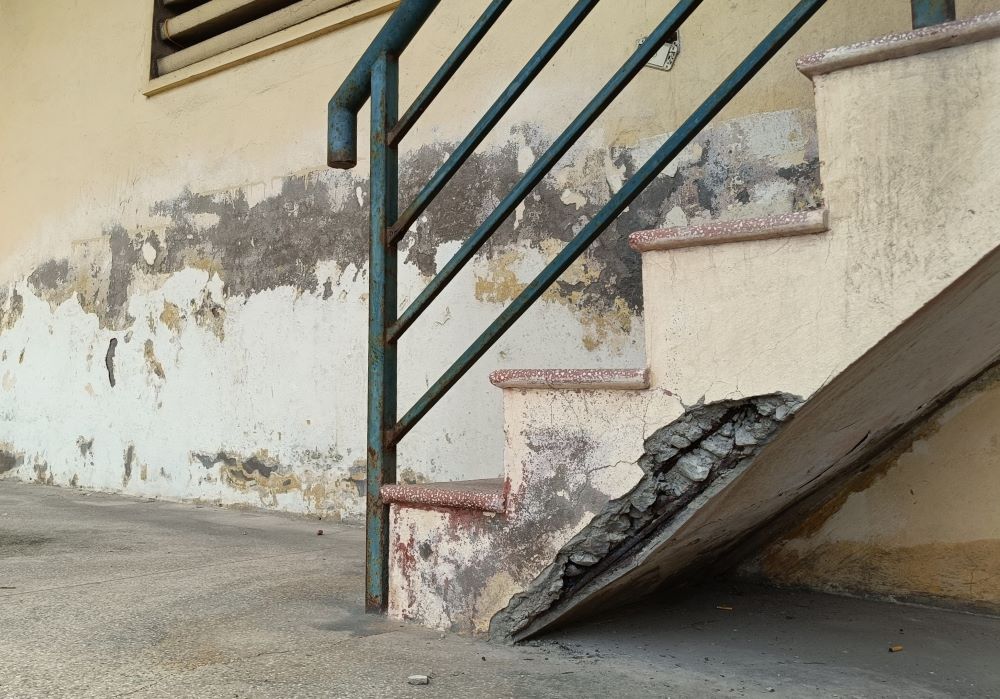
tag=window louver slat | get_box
[155,0,360,76]
[161,0,298,45]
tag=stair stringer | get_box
[489,392,802,641]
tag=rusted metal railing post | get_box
[911,0,956,28]
[366,51,399,614]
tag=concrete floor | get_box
[1,482,998,698]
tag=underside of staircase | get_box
[383,13,1000,639]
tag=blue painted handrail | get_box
[329,0,958,613]
[388,0,701,340]
[388,0,513,147]
[387,0,602,243]
[327,0,439,168]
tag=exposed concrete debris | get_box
[489,393,801,642]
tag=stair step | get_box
[628,209,828,253]
[381,478,507,513]
[489,368,649,390]
[797,11,1000,78]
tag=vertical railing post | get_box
[911,0,955,28]
[366,51,399,614]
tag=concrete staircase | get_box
[383,12,1000,637]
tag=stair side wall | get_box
[744,366,1000,613]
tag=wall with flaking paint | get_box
[746,370,1000,613]
[1,0,998,518]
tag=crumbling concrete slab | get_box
[491,393,800,641]
[502,240,1000,640]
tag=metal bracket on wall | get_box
[638,31,680,72]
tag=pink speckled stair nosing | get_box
[381,478,507,513]
[629,209,828,253]
[798,11,1000,78]
[489,368,649,390]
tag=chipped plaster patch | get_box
[517,146,535,173]
[141,242,158,266]
[660,205,689,229]
[560,190,587,210]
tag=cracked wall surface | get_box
[0,102,819,517]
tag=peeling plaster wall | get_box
[2,0,998,517]
[746,370,1000,613]
[0,109,819,517]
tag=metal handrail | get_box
[388,0,513,147]
[388,0,701,341]
[387,0,601,243]
[330,0,957,613]
[327,0,440,168]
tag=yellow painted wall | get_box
[751,370,1000,612]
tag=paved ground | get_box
[1,482,998,698]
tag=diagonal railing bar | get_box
[386,0,602,244]
[388,0,514,147]
[388,0,829,445]
[386,0,704,342]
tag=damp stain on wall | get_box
[0,445,24,475]
[11,111,818,334]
